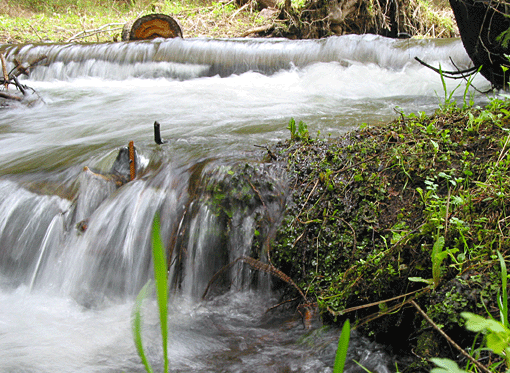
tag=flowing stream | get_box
[0,35,491,372]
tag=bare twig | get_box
[241,24,273,37]
[414,57,478,79]
[230,2,250,19]
[411,300,492,373]
[66,23,124,42]
[28,24,44,42]
[327,288,424,317]
[202,256,307,301]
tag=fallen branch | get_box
[411,300,491,373]
[0,91,22,101]
[241,24,273,37]
[0,55,47,107]
[10,55,47,78]
[327,288,425,317]
[67,23,124,42]
[414,56,478,79]
[202,256,306,301]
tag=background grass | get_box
[0,0,269,43]
[0,0,455,43]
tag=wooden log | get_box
[121,13,182,41]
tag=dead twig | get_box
[327,288,425,317]
[241,24,273,37]
[414,56,478,79]
[202,256,307,301]
[411,300,492,373]
[66,23,124,42]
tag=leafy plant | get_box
[431,251,510,372]
[287,118,310,142]
[430,357,469,373]
[436,64,480,112]
[132,213,169,373]
[461,313,510,368]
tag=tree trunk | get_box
[448,0,510,88]
[121,13,182,41]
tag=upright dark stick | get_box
[154,121,167,144]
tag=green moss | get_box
[270,99,510,344]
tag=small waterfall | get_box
[2,34,473,81]
[0,148,286,306]
[0,180,70,285]
[28,213,65,290]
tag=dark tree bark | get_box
[449,0,510,88]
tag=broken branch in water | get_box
[9,55,47,78]
[0,54,47,105]
[202,256,307,301]
[154,121,168,144]
[129,141,136,181]
[414,56,478,79]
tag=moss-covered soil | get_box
[259,98,510,371]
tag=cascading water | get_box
[0,34,492,372]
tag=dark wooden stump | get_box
[449,0,510,89]
[121,13,183,41]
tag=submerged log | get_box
[121,13,183,41]
[448,0,510,89]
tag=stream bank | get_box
[214,96,510,371]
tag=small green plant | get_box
[287,118,310,142]
[333,319,351,373]
[431,251,510,372]
[132,213,169,373]
[438,64,460,112]
[436,64,480,112]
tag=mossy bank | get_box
[268,97,510,370]
[195,96,510,372]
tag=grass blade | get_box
[333,319,351,373]
[152,213,169,373]
[132,281,154,373]
[498,251,508,328]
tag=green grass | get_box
[333,319,351,373]
[0,0,264,43]
[132,213,169,373]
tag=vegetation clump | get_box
[267,97,510,370]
